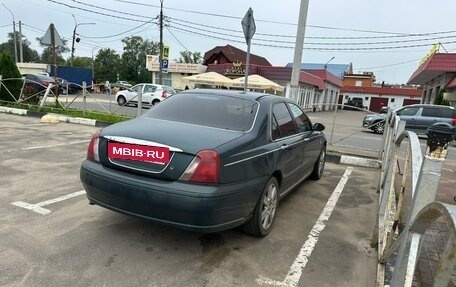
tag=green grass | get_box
[1,101,132,123]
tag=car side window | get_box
[132,85,142,93]
[287,103,312,133]
[440,108,455,118]
[421,108,440,117]
[397,107,419,116]
[272,103,296,140]
[144,85,157,93]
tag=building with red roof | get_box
[407,53,456,104]
[340,85,422,112]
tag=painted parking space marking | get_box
[256,167,354,286]
[11,190,86,215]
[6,140,89,153]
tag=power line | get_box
[166,26,187,51]
[111,0,409,35]
[45,0,147,23]
[170,21,456,47]
[78,18,157,39]
[70,0,153,20]
[169,25,456,51]
[171,17,456,40]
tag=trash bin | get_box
[427,122,456,153]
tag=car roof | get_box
[178,88,285,102]
[402,104,455,110]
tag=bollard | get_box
[426,122,455,158]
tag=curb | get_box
[0,106,112,128]
[327,151,381,169]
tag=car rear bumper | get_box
[80,160,265,233]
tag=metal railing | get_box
[0,77,142,119]
[373,110,456,286]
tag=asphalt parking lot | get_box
[0,113,379,287]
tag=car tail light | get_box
[452,118,456,125]
[42,81,49,86]
[87,130,101,161]
[161,90,167,99]
[180,150,219,184]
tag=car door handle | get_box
[280,144,289,150]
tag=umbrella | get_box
[183,72,232,87]
[229,74,284,92]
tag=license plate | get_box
[108,142,170,164]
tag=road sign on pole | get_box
[162,59,169,74]
[241,7,256,93]
[241,8,256,44]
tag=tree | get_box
[93,48,121,83]
[0,52,22,103]
[0,32,40,62]
[120,36,159,83]
[435,88,450,106]
[69,56,92,68]
[36,36,69,65]
[176,51,202,64]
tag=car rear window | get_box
[144,93,258,131]
[440,108,455,118]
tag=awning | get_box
[229,74,284,92]
[182,72,232,87]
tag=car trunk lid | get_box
[98,117,244,181]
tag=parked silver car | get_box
[362,104,456,134]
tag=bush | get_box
[0,52,23,103]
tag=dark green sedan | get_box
[80,89,326,237]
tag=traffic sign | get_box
[163,45,170,60]
[241,8,256,44]
[162,59,169,74]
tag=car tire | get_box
[117,96,127,106]
[310,145,326,180]
[373,121,385,134]
[242,177,279,237]
[152,99,160,106]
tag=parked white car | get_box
[115,83,175,106]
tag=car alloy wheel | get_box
[242,177,279,237]
[373,122,384,134]
[117,96,126,106]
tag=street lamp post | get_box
[324,56,335,70]
[71,15,95,66]
[2,4,17,63]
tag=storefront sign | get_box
[419,43,440,66]
[225,61,245,76]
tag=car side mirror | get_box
[313,123,325,131]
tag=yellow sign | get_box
[419,43,440,66]
[162,45,170,60]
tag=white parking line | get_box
[6,140,89,153]
[256,167,354,286]
[11,190,86,215]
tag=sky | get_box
[1,0,456,85]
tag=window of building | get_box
[355,80,362,87]
[162,73,172,87]
[390,98,395,103]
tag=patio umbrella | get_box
[229,74,284,92]
[183,72,232,87]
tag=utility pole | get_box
[19,21,23,62]
[2,4,17,63]
[158,0,164,85]
[289,0,310,102]
[71,15,95,66]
